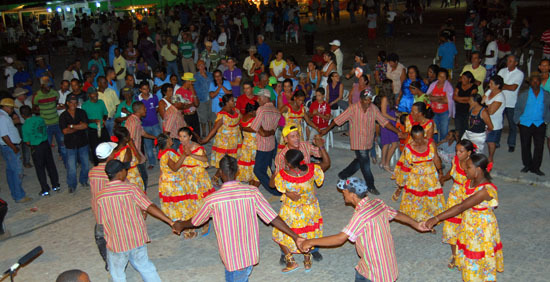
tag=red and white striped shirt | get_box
[334,103,389,150]
[274,142,321,171]
[191,181,278,271]
[250,102,281,152]
[97,180,153,253]
[541,29,550,55]
[89,162,108,223]
[125,114,146,162]
[343,198,399,282]
[161,99,186,139]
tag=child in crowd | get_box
[299,177,428,281]
[437,130,458,166]
[307,88,331,141]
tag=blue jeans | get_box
[254,148,281,196]
[433,111,449,143]
[0,146,26,201]
[47,124,67,167]
[105,118,115,137]
[504,107,517,147]
[143,124,162,167]
[107,245,161,282]
[355,270,373,282]
[165,60,180,83]
[338,150,376,190]
[66,145,90,190]
[225,266,253,282]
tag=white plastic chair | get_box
[332,89,349,132]
[526,49,535,77]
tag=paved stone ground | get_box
[2,2,550,281]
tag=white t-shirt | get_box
[483,90,506,130]
[4,66,17,88]
[218,33,227,50]
[387,11,397,23]
[58,90,71,115]
[497,67,524,108]
[484,41,499,66]
[367,13,377,29]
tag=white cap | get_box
[4,57,13,64]
[329,40,341,47]
[96,142,117,159]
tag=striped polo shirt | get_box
[33,89,59,126]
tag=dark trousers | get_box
[0,198,7,234]
[338,149,376,189]
[184,113,201,142]
[254,148,281,196]
[31,141,60,193]
[137,162,149,191]
[504,107,517,147]
[88,127,109,166]
[304,33,315,55]
[519,123,546,171]
[94,224,108,270]
[455,112,468,140]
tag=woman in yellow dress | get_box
[270,148,330,273]
[111,127,144,191]
[424,153,503,282]
[201,94,241,168]
[278,90,316,151]
[393,101,438,200]
[156,133,186,221]
[438,139,474,269]
[178,127,214,238]
[237,101,260,186]
[395,125,445,221]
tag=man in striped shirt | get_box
[89,142,116,272]
[251,89,281,195]
[322,89,404,195]
[97,160,176,281]
[299,178,427,282]
[274,125,328,172]
[173,155,302,282]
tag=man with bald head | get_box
[56,269,90,282]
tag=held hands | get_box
[313,134,325,147]
[172,220,186,235]
[296,238,312,253]
[420,217,440,231]
[319,128,328,136]
[397,131,407,139]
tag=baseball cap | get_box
[0,98,15,107]
[96,142,117,159]
[66,94,79,103]
[359,89,376,100]
[337,177,369,195]
[104,160,131,178]
[254,88,271,98]
[268,76,277,86]
[4,57,13,64]
[329,40,341,47]
[86,86,98,95]
[282,125,298,137]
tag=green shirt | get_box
[414,94,431,104]
[114,100,135,126]
[22,115,48,146]
[242,17,249,29]
[82,100,108,129]
[303,23,317,34]
[179,41,194,59]
[253,85,277,102]
[33,89,59,126]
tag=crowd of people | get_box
[1,0,549,281]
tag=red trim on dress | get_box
[237,160,255,166]
[288,104,304,115]
[218,110,239,119]
[403,185,443,197]
[113,145,129,158]
[445,217,462,224]
[202,187,216,198]
[159,192,199,202]
[465,181,498,195]
[453,155,466,176]
[291,218,323,234]
[158,148,178,160]
[406,139,433,157]
[457,240,503,260]
[212,146,239,154]
[279,163,315,183]
[240,117,254,127]
[408,115,419,126]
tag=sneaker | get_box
[39,191,50,197]
[368,187,381,195]
[312,251,323,262]
[52,186,61,192]
[15,196,32,203]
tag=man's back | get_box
[33,89,59,126]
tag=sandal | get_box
[201,222,211,237]
[183,229,198,240]
[391,187,402,202]
[282,253,300,273]
[303,253,312,273]
[384,165,393,173]
[447,255,457,269]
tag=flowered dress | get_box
[178,145,216,220]
[237,118,259,183]
[211,110,242,168]
[442,155,468,244]
[278,104,305,150]
[114,145,144,191]
[158,149,186,220]
[396,139,445,221]
[273,164,324,253]
[456,180,503,282]
[394,116,438,184]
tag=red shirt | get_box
[83,81,93,92]
[175,87,196,114]
[309,100,330,129]
[430,85,449,113]
[236,94,258,115]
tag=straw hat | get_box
[182,72,196,82]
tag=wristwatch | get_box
[70,124,74,129]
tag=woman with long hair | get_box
[201,94,242,168]
[250,53,265,86]
[279,90,316,150]
[379,79,400,172]
[307,61,321,93]
[270,149,329,273]
[111,127,144,190]
[453,71,478,139]
[349,74,370,105]
[326,71,346,110]
[424,64,439,86]
[159,83,186,149]
[438,139,475,269]
[483,75,505,163]
[398,65,428,113]
[462,94,493,152]
[238,102,261,186]
[320,51,336,88]
[427,69,455,143]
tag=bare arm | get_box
[380,97,397,121]
[482,108,494,131]
[425,188,492,229]
[201,118,223,144]
[158,99,167,120]
[146,203,175,227]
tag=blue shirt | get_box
[519,87,545,127]
[108,44,117,67]
[208,80,232,113]
[194,71,213,102]
[13,71,32,95]
[35,65,54,87]
[438,41,458,70]
[258,42,272,66]
[108,80,119,97]
[154,76,170,100]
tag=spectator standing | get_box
[21,105,60,196]
[63,63,75,82]
[195,60,214,136]
[303,17,317,55]
[13,61,33,96]
[209,70,232,114]
[114,87,135,127]
[497,55,524,152]
[113,48,127,92]
[88,51,107,84]
[136,83,161,169]
[427,69,455,142]
[200,41,220,72]
[12,88,32,168]
[57,80,71,116]
[153,67,171,100]
[72,60,85,82]
[514,72,550,176]
[33,76,67,166]
[453,71,478,139]
[59,95,90,193]
[34,57,55,88]
[176,73,200,137]
[218,26,228,56]
[179,32,196,73]
[82,88,109,166]
[541,27,550,59]
[167,17,181,41]
[4,57,17,91]
[483,31,499,82]
[483,75,506,163]
[97,77,120,137]
[160,37,179,79]
[461,51,486,95]
[0,98,31,203]
[438,34,458,78]
[367,8,377,41]
[242,46,257,79]
[257,35,272,67]
[106,68,119,98]
[329,40,343,76]
[223,57,243,98]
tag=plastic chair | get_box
[527,49,535,77]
